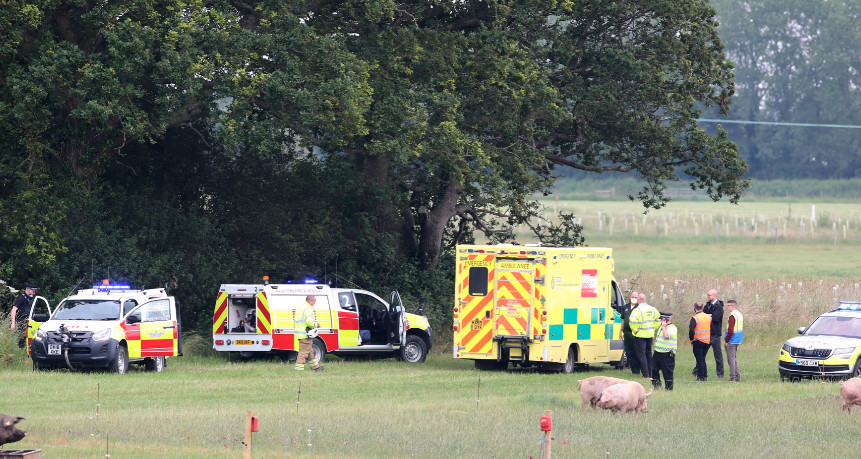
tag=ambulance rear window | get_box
[469,267,488,296]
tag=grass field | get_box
[2,199,860,458]
[0,345,857,458]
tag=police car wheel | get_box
[108,344,129,374]
[399,335,427,363]
[851,360,861,378]
[145,356,165,372]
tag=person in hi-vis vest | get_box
[724,300,744,382]
[651,312,677,390]
[689,302,711,382]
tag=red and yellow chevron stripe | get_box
[213,292,228,334]
[256,291,271,334]
[493,268,532,336]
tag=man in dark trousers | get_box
[619,291,641,375]
[703,288,724,378]
[652,312,677,390]
[10,284,36,349]
[690,301,711,382]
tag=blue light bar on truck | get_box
[93,284,131,292]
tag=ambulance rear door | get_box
[454,253,495,359]
[493,258,535,339]
[27,296,52,356]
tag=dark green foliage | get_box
[1,1,747,330]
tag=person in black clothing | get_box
[10,284,36,349]
[690,301,710,382]
[690,288,725,378]
[703,288,724,378]
[619,291,641,375]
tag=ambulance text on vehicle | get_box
[212,280,433,363]
[29,281,182,373]
[453,244,626,372]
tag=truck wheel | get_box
[144,356,165,372]
[398,335,427,363]
[108,344,129,374]
[562,347,576,374]
[312,338,326,364]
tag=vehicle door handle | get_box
[163,325,176,329]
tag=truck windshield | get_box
[804,316,861,338]
[53,300,122,321]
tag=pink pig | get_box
[577,376,630,411]
[595,381,652,417]
[840,377,861,413]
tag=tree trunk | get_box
[416,180,460,270]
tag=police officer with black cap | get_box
[10,283,37,348]
[651,311,677,390]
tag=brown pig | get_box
[840,377,861,413]
[595,381,653,417]
[577,376,629,410]
[0,415,26,448]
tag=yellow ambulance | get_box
[453,244,626,372]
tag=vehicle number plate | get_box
[234,340,253,345]
[797,359,819,366]
[48,344,61,355]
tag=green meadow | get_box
[1,199,860,457]
[0,346,857,458]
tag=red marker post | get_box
[540,410,552,459]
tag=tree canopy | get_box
[0,1,747,327]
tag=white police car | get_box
[778,301,861,380]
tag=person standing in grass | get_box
[619,291,641,375]
[294,295,324,372]
[703,288,725,378]
[724,300,744,382]
[629,292,659,380]
[651,312,677,390]
[690,302,711,382]
[10,284,37,349]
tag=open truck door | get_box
[125,297,180,359]
[27,296,52,356]
[389,291,406,346]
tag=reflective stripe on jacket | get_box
[725,309,744,344]
[654,324,678,353]
[630,304,659,338]
[693,312,711,343]
[295,301,316,339]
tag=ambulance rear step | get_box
[494,336,532,363]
